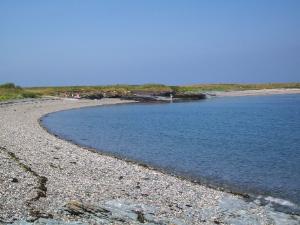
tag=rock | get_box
[81,92,103,100]
[131,90,174,97]
[64,200,110,216]
[198,195,300,225]
[120,95,161,103]
[11,178,18,183]
[57,199,186,225]
[12,218,87,225]
[121,92,207,103]
[173,93,206,100]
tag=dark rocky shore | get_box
[0,98,299,225]
[74,89,207,103]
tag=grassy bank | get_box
[172,83,300,93]
[1,82,300,101]
[25,84,173,97]
[0,83,39,101]
[25,82,300,95]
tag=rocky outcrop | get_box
[62,199,185,224]
[10,196,300,225]
[121,92,206,102]
[79,90,207,102]
[120,95,162,103]
[131,90,174,97]
[12,200,185,225]
[80,92,104,100]
[173,93,206,100]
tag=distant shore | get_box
[0,98,300,224]
[212,88,300,97]
[1,82,300,103]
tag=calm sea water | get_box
[42,94,300,207]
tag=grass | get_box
[0,83,39,101]
[1,82,299,101]
[26,84,172,94]
[172,83,300,93]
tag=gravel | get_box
[0,98,299,225]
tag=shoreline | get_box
[211,88,300,97]
[0,98,299,224]
[39,96,300,214]
[39,108,297,209]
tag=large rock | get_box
[59,199,185,225]
[173,93,206,100]
[81,92,103,100]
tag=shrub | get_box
[0,83,17,89]
[21,92,38,98]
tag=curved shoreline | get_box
[39,99,300,213]
[40,109,249,197]
[39,106,270,199]
[0,98,299,224]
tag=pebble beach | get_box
[0,98,299,225]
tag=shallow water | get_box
[42,94,300,207]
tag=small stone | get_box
[11,178,18,183]
[136,211,145,223]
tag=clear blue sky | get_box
[0,0,299,86]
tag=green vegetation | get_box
[0,82,299,101]
[0,83,21,89]
[172,83,300,93]
[25,83,173,96]
[0,83,39,101]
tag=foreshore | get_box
[0,97,299,225]
[212,88,300,97]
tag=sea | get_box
[42,94,300,212]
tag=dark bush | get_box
[0,83,17,89]
[21,92,38,98]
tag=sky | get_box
[0,0,299,87]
